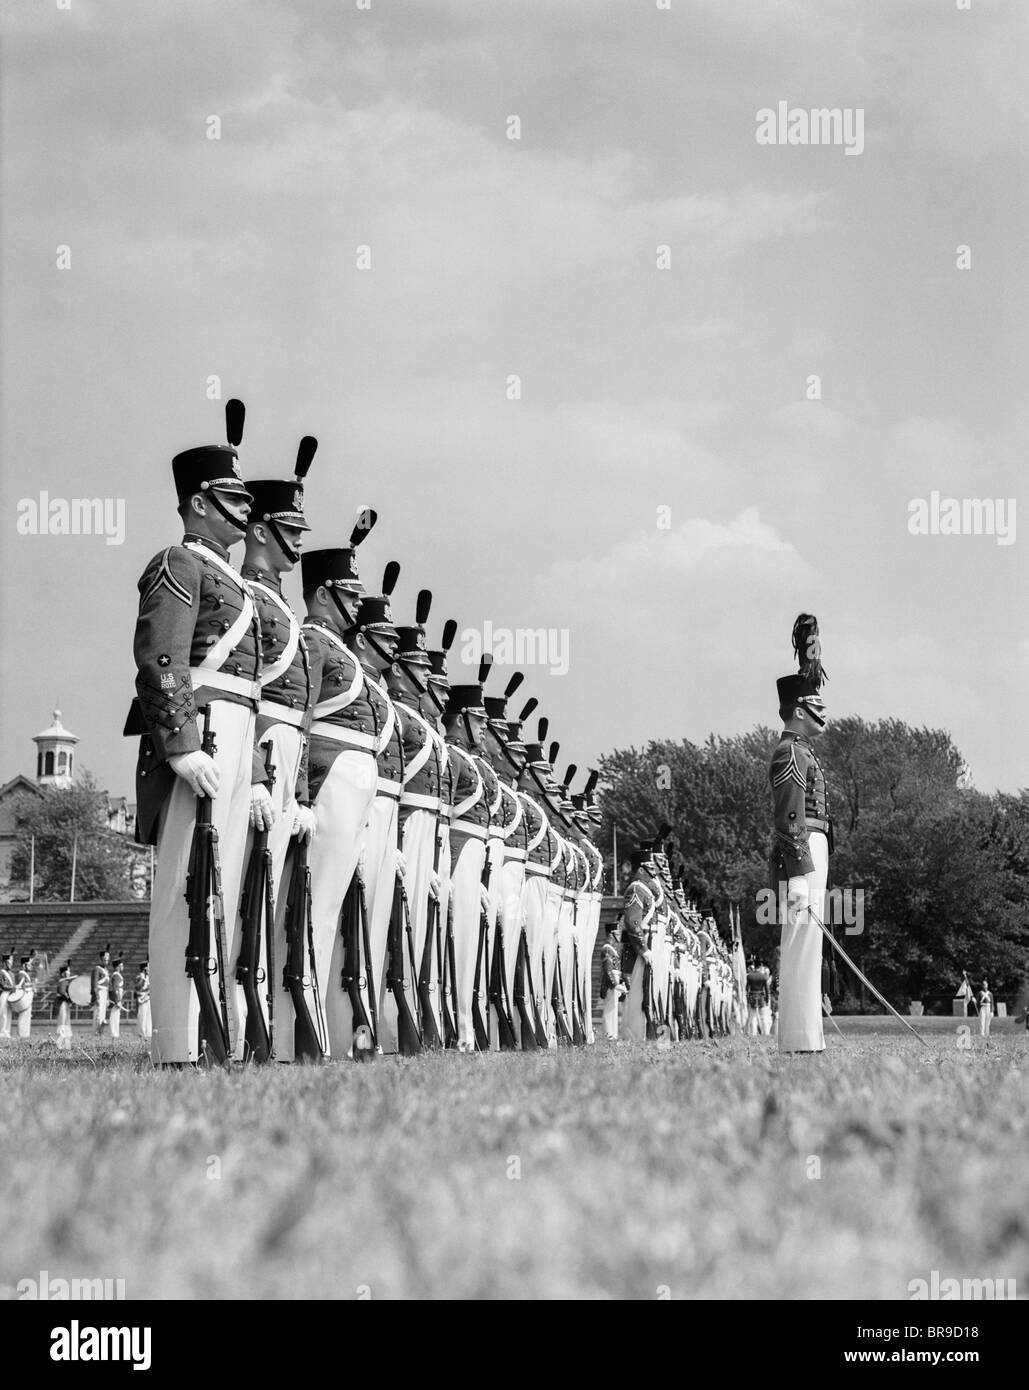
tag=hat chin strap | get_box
[267,518,301,565]
[427,682,448,714]
[329,589,359,633]
[364,631,395,668]
[397,657,429,695]
[205,490,249,533]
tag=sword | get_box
[805,903,927,1044]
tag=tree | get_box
[8,771,133,902]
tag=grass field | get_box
[1,1027,1027,1300]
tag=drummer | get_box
[0,950,14,1040]
[55,963,73,1051]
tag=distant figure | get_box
[954,970,974,1017]
[135,961,151,1043]
[15,957,34,1039]
[55,963,73,1051]
[746,956,771,1036]
[599,924,626,1040]
[978,979,994,1038]
[108,958,125,1040]
[0,950,15,1040]
[91,945,111,1036]
[27,946,46,988]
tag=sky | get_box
[2,0,1027,800]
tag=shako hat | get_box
[395,589,433,666]
[301,510,378,593]
[353,562,401,638]
[172,398,253,502]
[484,671,524,724]
[247,435,317,531]
[777,613,828,716]
[505,696,537,752]
[427,619,458,685]
[446,655,491,718]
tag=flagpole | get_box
[29,835,35,904]
[70,831,78,904]
[612,824,619,896]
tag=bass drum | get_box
[69,974,93,1007]
[7,988,30,1014]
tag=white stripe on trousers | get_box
[150,700,254,1064]
[778,829,828,1053]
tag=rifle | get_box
[183,705,231,1066]
[340,869,377,1050]
[512,926,539,1052]
[488,915,518,1050]
[442,895,458,1045]
[282,837,325,1063]
[471,851,492,1052]
[534,947,550,1049]
[551,944,573,1044]
[387,867,423,1056]
[236,741,276,1064]
[570,938,587,1046]
[417,820,444,1049]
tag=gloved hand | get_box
[168,750,220,798]
[250,784,276,831]
[479,885,490,913]
[641,949,653,965]
[786,879,810,924]
[428,871,441,901]
[395,849,408,877]
[291,805,317,842]
[617,983,628,999]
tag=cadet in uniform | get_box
[978,979,994,1038]
[770,613,832,1054]
[128,402,267,1064]
[443,662,492,1050]
[599,924,625,1039]
[91,946,111,1037]
[240,444,318,1060]
[0,950,14,1039]
[55,963,73,1050]
[13,957,33,1040]
[301,525,379,1058]
[619,847,659,1040]
[388,594,447,1046]
[516,727,564,1045]
[135,961,152,1043]
[108,957,125,1039]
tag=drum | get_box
[7,988,30,1014]
[69,974,92,1007]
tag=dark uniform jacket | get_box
[129,535,263,844]
[301,622,371,802]
[393,692,446,822]
[619,875,656,975]
[600,938,621,998]
[769,731,833,885]
[243,565,316,804]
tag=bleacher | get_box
[0,902,149,1018]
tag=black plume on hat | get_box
[537,717,549,743]
[416,590,432,624]
[225,399,245,447]
[350,510,377,546]
[441,620,457,651]
[518,698,537,722]
[478,654,492,684]
[505,672,524,699]
[548,740,560,766]
[382,561,400,596]
[561,763,577,789]
[792,613,827,687]
[294,436,318,480]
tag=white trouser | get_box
[759,1003,772,1035]
[484,835,508,1048]
[239,723,304,1061]
[150,700,255,1064]
[499,855,526,1043]
[541,882,564,1044]
[137,1000,152,1040]
[556,899,577,1036]
[581,893,602,1042]
[398,809,440,1042]
[93,986,109,1035]
[779,830,828,1053]
[520,873,549,1040]
[56,1000,72,1049]
[17,993,34,1039]
[309,748,377,1060]
[602,988,620,1039]
[364,794,400,1054]
[980,1009,992,1037]
[108,1004,121,1039]
[621,955,648,1041]
[0,993,10,1038]
[450,832,486,1049]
